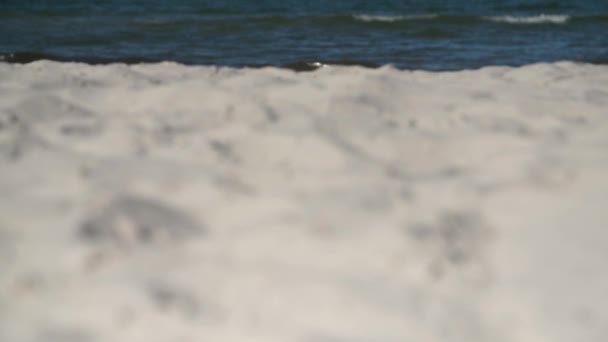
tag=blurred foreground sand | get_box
[0,61,607,341]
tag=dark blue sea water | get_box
[1,1,608,70]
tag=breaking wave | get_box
[484,14,570,24]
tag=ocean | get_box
[1,0,607,70]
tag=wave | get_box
[352,14,438,22]
[0,52,382,71]
[351,13,608,26]
[0,52,160,65]
[3,51,608,72]
[345,13,604,26]
[121,13,608,30]
[484,14,570,24]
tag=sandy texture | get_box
[0,61,607,342]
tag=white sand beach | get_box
[0,61,607,341]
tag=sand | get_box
[0,61,607,342]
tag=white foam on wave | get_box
[353,14,437,22]
[485,14,570,24]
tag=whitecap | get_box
[353,14,437,23]
[485,14,570,24]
